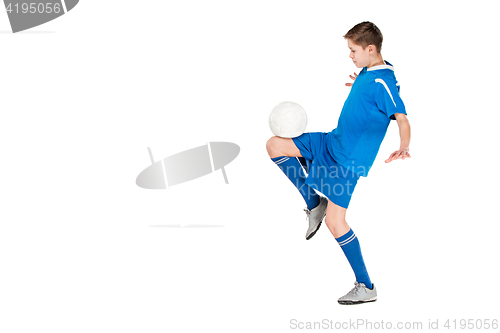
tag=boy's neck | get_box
[367,56,385,69]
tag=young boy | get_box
[266,22,411,305]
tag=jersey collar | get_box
[366,60,394,71]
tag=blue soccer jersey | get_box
[326,61,407,177]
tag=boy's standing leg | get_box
[324,200,377,304]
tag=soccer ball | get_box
[269,101,308,138]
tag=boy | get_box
[266,22,411,305]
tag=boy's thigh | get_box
[267,136,303,158]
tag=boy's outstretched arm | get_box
[385,113,411,163]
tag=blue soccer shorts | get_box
[292,132,360,209]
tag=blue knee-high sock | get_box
[271,156,319,210]
[335,228,373,289]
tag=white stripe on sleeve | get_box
[375,78,396,107]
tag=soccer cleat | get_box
[304,196,328,240]
[337,281,377,305]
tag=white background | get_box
[1,1,499,332]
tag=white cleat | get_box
[338,282,377,305]
[304,196,328,240]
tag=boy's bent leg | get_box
[266,135,321,216]
[325,200,373,292]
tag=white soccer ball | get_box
[269,101,308,138]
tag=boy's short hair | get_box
[344,22,383,54]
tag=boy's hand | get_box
[345,72,358,86]
[385,148,411,163]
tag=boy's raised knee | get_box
[266,136,279,157]
[267,136,300,158]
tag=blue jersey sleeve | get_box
[374,78,406,120]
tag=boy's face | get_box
[347,39,373,68]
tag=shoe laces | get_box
[303,208,311,221]
[344,282,364,297]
